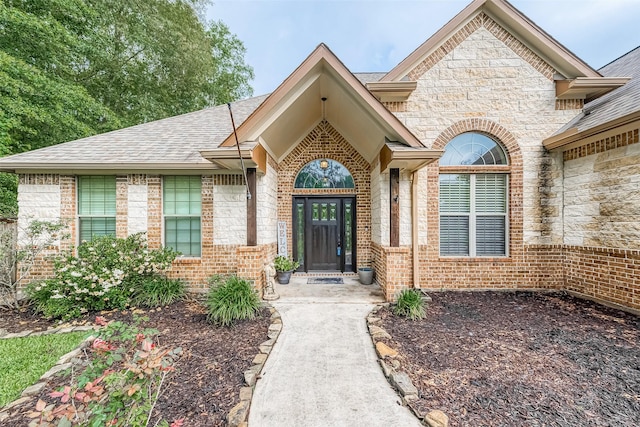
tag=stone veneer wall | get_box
[276,120,372,268]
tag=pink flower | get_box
[95,316,109,326]
[170,419,185,427]
[92,338,115,352]
[135,333,145,343]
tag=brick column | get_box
[146,175,162,249]
[378,246,412,301]
[236,245,266,296]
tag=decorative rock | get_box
[4,396,31,410]
[270,311,281,320]
[0,411,8,422]
[40,362,72,380]
[375,342,398,358]
[268,323,282,332]
[391,359,401,370]
[424,410,449,427]
[260,338,275,347]
[379,360,393,378]
[3,331,31,339]
[252,353,268,366]
[227,400,250,427]
[367,316,382,325]
[368,325,391,340]
[56,327,75,334]
[243,365,261,386]
[21,382,46,397]
[270,317,282,324]
[390,372,418,397]
[0,328,7,337]
[239,386,252,401]
[259,343,272,354]
[57,348,83,365]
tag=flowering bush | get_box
[28,233,178,319]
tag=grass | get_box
[0,332,86,407]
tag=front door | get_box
[293,197,355,272]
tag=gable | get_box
[383,0,600,83]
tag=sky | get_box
[207,0,640,96]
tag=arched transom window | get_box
[439,133,509,257]
[294,159,355,189]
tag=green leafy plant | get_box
[28,317,183,426]
[206,275,261,326]
[273,255,300,272]
[27,233,178,320]
[131,275,186,308]
[393,289,427,320]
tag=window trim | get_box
[438,132,510,258]
[439,173,510,258]
[77,175,117,244]
[162,176,203,258]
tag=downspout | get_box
[412,171,419,289]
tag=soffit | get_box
[219,44,424,165]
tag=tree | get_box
[0,0,254,216]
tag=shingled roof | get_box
[0,95,268,172]
[556,46,640,134]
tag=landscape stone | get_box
[239,387,252,401]
[3,330,31,339]
[425,410,449,427]
[227,400,250,427]
[391,372,418,397]
[57,348,82,364]
[0,411,8,423]
[243,365,260,386]
[367,316,382,325]
[21,382,46,396]
[40,362,72,380]
[379,360,393,378]
[252,353,267,365]
[368,325,391,340]
[271,317,282,324]
[376,342,398,358]
[259,343,272,354]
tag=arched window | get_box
[439,133,509,257]
[294,159,354,189]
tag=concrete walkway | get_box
[248,278,422,426]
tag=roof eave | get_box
[555,77,631,101]
[0,162,220,174]
[543,110,640,150]
[379,143,443,173]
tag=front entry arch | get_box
[292,196,356,273]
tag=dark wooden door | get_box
[309,199,340,270]
[293,197,356,272]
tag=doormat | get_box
[307,277,344,284]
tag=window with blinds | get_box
[78,176,116,242]
[163,176,202,257]
[439,132,509,257]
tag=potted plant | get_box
[274,255,300,284]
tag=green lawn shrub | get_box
[205,275,261,326]
[393,289,427,320]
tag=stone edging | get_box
[0,326,98,423]
[367,304,450,427]
[226,303,282,427]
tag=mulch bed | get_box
[0,300,271,426]
[380,291,640,427]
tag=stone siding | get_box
[213,176,247,246]
[257,155,278,245]
[563,134,640,249]
[127,184,148,235]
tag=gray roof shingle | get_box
[0,95,268,170]
[557,46,640,134]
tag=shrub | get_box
[393,289,427,320]
[131,275,185,308]
[30,317,183,426]
[28,233,178,320]
[206,275,261,326]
